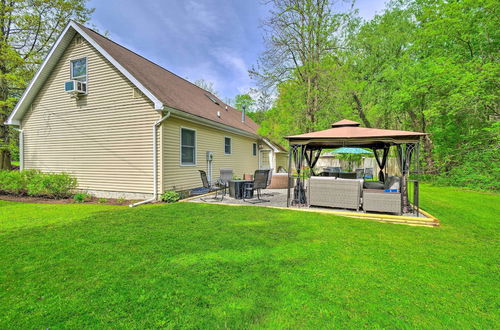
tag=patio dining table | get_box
[228,180,254,199]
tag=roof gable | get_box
[7,21,259,136]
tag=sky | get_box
[88,0,387,101]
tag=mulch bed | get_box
[0,194,140,206]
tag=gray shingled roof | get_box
[76,22,259,135]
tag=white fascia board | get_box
[262,138,279,152]
[165,107,259,139]
[5,21,163,126]
[70,22,163,109]
[5,23,74,125]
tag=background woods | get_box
[252,0,499,190]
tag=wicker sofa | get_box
[309,177,362,210]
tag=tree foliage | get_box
[255,0,499,190]
[0,0,94,169]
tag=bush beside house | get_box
[0,170,77,198]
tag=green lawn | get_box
[0,185,498,328]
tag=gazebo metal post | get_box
[399,142,417,214]
[286,144,295,207]
[292,145,307,206]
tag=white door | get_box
[259,150,271,169]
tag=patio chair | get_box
[364,168,373,179]
[262,168,274,196]
[218,168,233,195]
[198,170,224,201]
[243,169,270,203]
[355,168,364,179]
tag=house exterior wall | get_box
[275,153,289,171]
[162,116,259,191]
[21,35,160,198]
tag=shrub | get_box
[26,172,77,198]
[73,193,91,203]
[0,169,41,195]
[161,190,180,203]
[117,197,126,204]
[97,197,108,203]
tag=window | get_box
[181,128,196,165]
[70,58,87,81]
[253,143,257,156]
[224,137,232,155]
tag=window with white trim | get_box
[253,143,257,156]
[181,128,196,165]
[224,137,232,155]
[70,58,87,81]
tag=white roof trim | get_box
[262,138,279,152]
[5,21,163,125]
[71,22,163,109]
[166,107,259,139]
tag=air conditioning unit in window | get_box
[64,80,87,98]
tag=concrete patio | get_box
[184,188,439,227]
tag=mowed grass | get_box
[0,185,498,328]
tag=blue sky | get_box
[88,0,387,101]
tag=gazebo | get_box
[285,119,427,214]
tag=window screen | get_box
[71,58,87,81]
[181,128,196,165]
[224,137,231,155]
[253,143,257,156]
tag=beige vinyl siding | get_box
[162,117,259,191]
[260,150,271,169]
[22,35,160,194]
[276,153,289,171]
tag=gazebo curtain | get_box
[304,147,322,176]
[291,145,307,204]
[372,145,390,182]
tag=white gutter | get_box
[165,107,259,139]
[129,111,171,207]
[12,128,23,170]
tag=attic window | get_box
[205,93,219,105]
[70,58,87,81]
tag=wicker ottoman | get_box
[363,189,401,215]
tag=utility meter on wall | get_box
[206,151,213,161]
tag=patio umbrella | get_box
[329,147,371,173]
[330,147,372,154]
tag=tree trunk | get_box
[352,93,371,127]
[0,77,12,170]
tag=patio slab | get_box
[184,189,439,227]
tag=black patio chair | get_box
[199,170,224,201]
[262,168,275,197]
[217,168,233,195]
[243,169,270,203]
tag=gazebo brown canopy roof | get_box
[286,120,427,148]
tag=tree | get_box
[233,93,255,112]
[251,0,354,133]
[0,0,93,169]
[193,79,219,96]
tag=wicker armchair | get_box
[363,189,401,215]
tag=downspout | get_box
[12,128,23,170]
[129,111,171,207]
